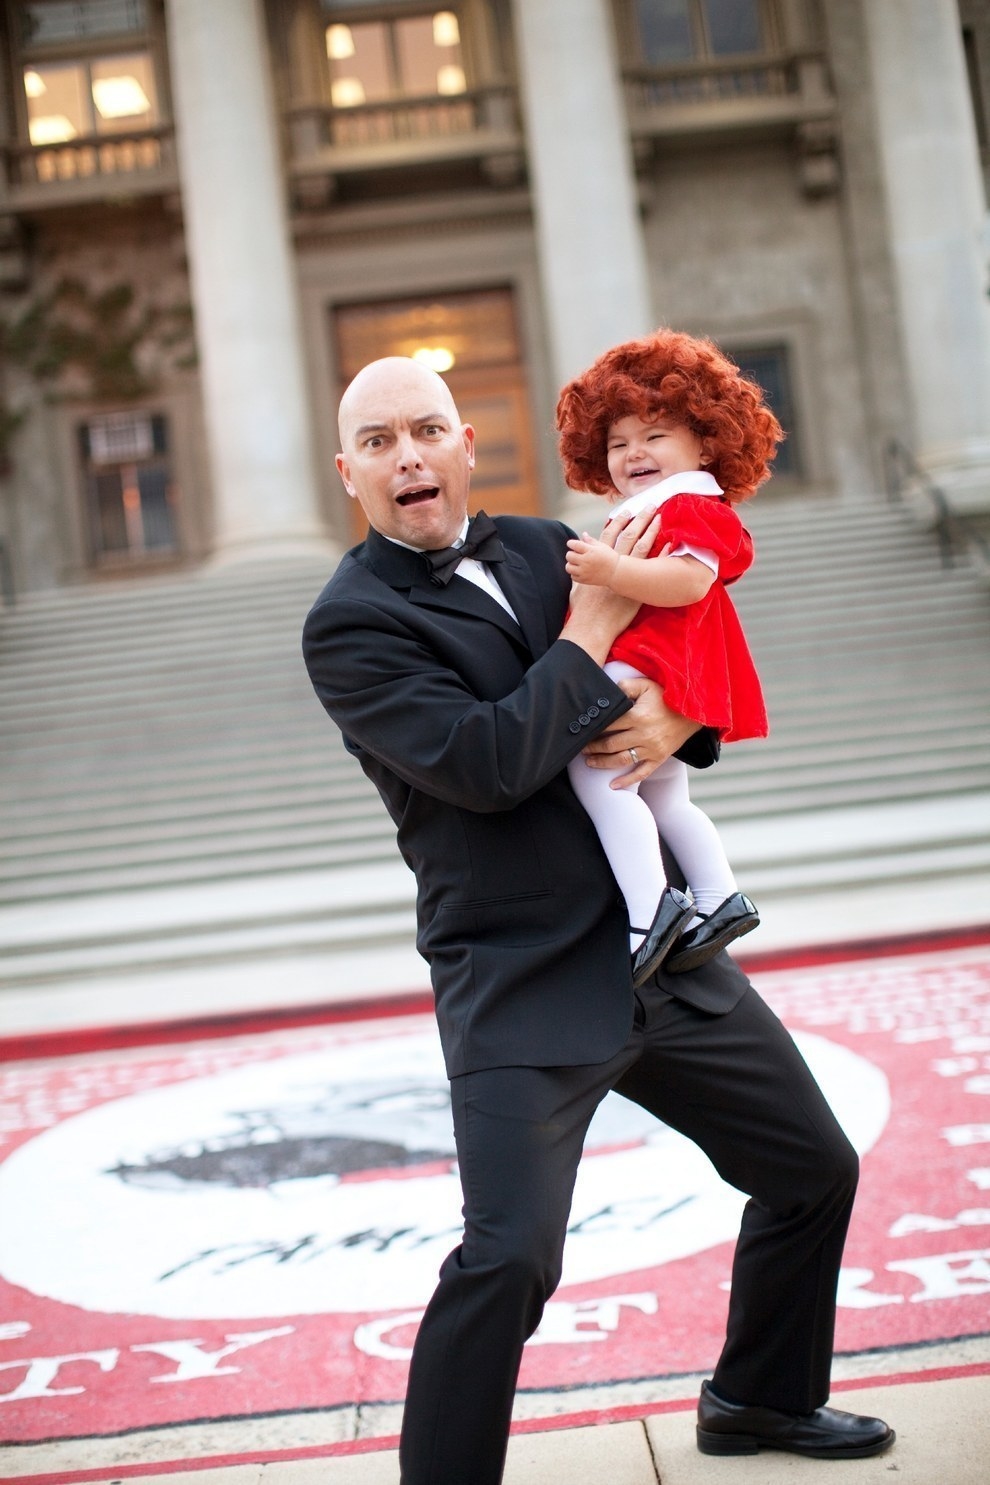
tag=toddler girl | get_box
[556,329,782,985]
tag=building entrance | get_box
[334,287,541,539]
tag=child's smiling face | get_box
[605,414,706,502]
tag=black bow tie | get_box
[424,511,505,586]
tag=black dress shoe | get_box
[664,891,759,973]
[696,1380,895,1459]
[630,887,694,988]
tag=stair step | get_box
[1,495,988,984]
[0,906,418,986]
[0,837,402,907]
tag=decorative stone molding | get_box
[796,118,841,197]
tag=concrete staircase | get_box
[1,492,989,1025]
[697,492,990,908]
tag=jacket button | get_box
[597,697,611,707]
[578,713,590,725]
[587,704,599,718]
[568,721,582,734]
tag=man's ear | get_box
[336,452,357,497]
[462,423,476,470]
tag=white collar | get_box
[609,469,723,520]
[384,516,470,555]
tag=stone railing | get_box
[286,83,520,166]
[0,125,178,206]
[623,50,833,127]
[884,437,990,583]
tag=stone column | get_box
[165,0,328,555]
[863,0,990,508]
[510,0,653,389]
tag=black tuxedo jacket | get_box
[303,516,747,1077]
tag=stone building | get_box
[0,0,987,594]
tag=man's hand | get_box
[581,676,701,787]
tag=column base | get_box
[918,441,990,517]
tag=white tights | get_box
[567,663,737,947]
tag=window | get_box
[79,412,178,563]
[24,52,157,146]
[321,6,466,107]
[17,0,161,180]
[632,0,766,65]
[19,0,148,44]
[729,344,800,480]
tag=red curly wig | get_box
[556,329,784,504]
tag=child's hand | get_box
[565,533,621,586]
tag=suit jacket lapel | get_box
[492,544,552,658]
[361,526,531,649]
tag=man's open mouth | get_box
[396,486,439,506]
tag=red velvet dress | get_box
[606,476,767,743]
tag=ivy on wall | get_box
[0,277,197,474]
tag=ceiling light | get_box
[433,12,460,47]
[436,65,466,95]
[413,346,455,372]
[29,115,77,145]
[24,70,47,98]
[331,77,365,108]
[92,75,150,119]
[326,24,355,60]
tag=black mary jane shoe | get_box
[696,1380,895,1459]
[664,892,759,974]
[631,887,694,988]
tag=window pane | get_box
[137,465,175,549]
[25,62,90,142]
[395,13,464,97]
[321,0,390,11]
[90,469,128,553]
[731,345,798,477]
[90,52,156,132]
[22,1,147,45]
[634,0,695,65]
[329,21,392,104]
[88,410,154,462]
[703,0,763,57]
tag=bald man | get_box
[303,358,892,1482]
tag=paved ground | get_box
[1,871,989,1483]
[5,1372,990,1483]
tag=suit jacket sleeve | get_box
[303,589,634,815]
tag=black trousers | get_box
[398,978,859,1485]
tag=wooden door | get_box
[334,288,542,542]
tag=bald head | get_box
[335,356,476,550]
[338,357,461,446]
